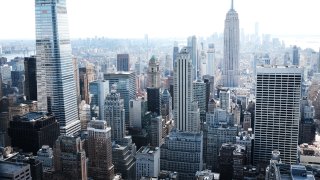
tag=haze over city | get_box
[1,0,320,179]
[1,0,320,39]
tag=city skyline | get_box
[1,0,320,40]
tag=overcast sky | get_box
[0,0,319,39]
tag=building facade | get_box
[221,0,240,87]
[136,146,160,180]
[160,130,203,180]
[174,47,200,132]
[8,112,60,154]
[87,120,114,180]
[254,66,302,165]
[117,54,130,72]
[35,0,80,135]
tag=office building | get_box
[136,146,160,180]
[35,0,80,135]
[147,56,161,88]
[207,43,216,77]
[87,120,114,180]
[150,115,162,147]
[254,66,302,165]
[265,151,315,179]
[89,80,109,120]
[173,42,179,69]
[79,63,95,104]
[129,97,148,129]
[117,54,130,72]
[0,161,31,180]
[8,112,60,154]
[105,85,126,142]
[79,100,91,130]
[174,47,200,132]
[161,89,172,120]
[24,56,37,101]
[7,154,43,180]
[0,112,9,147]
[193,80,207,122]
[219,88,231,111]
[104,72,136,127]
[292,45,300,66]
[160,130,203,180]
[187,36,198,80]
[147,87,161,116]
[11,71,25,95]
[53,135,88,180]
[36,145,54,172]
[112,136,136,179]
[222,0,240,87]
[242,111,251,131]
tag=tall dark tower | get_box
[24,56,37,101]
[222,0,240,87]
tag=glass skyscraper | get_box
[35,0,80,135]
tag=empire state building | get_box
[222,0,240,87]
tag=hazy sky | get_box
[0,0,320,39]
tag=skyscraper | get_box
[87,120,115,180]
[206,43,215,77]
[117,54,130,72]
[173,42,179,69]
[292,45,300,66]
[105,85,126,142]
[222,0,240,87]
[104,72,136,127]
[89,80,109,120]
[147,56,161,88]
[174,47,200,132]
[24,56,37,101]
[254,66,302,165]
[35,0,80,135]
[187,36,198,80]
[53,135,88,180]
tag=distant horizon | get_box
[1,0,320,40]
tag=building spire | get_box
[231,0,234,10]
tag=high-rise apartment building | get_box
[222,0,240,87]
[87,120,114,180]
[117,54,130,72]
[105,86,126,142]
[35,0,80,135]
[254,66,302,165]
[174,47,200,132]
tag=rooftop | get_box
[137,146,159,155]
[14,112,50,122]
[0,161,29,174]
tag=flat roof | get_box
[0,161,29,174]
